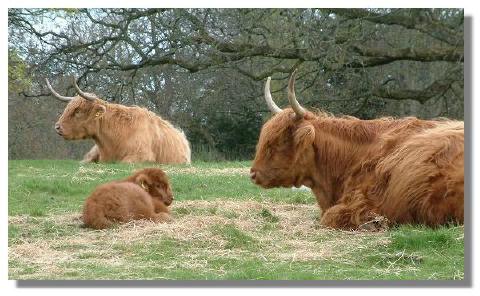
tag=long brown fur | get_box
[82,168,173,229]
[251,109,464,230]
[56,96,191,164]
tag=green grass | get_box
[8,160,464,280]
[212,224,259,250]
[8,159,310,216]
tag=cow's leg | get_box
[311,186,334,214]
[320,204,356,230]
[320,199,388,231]
[81,145,100,163]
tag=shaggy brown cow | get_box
[83,168,173,229]
[46,78,191,164]
[250,70,464,230]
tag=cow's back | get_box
[151,117,191,164]
[99,106,191,164]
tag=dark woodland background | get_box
[8,8,464,161]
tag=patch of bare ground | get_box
[9,200,389,279]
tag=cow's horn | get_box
[264,77,282,114]
[45,78,74,102]
[73,78,97,101]
[288,69,306,119]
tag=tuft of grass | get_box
[389,225,459,250]
[8,225,20,243]
[29,207,46,217]
[212,224,258,250]
[132,238,183,262]
[260,208,279,223]
[221,210,239,219]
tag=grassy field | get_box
[8,160,464,280]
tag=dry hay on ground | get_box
[9,200,390,279]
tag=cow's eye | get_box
[73,109,82,117]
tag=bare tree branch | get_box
[371,66,463,103]
[326,8,463,46]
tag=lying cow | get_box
[46,78,191,164]
[83,168,173,229]
[250,70,464,230]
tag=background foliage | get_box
[8,8,464,161]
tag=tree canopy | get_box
[8,8,464,160]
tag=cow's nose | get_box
[250,170,257,180]
[54,123,63,135]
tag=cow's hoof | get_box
[358,215,390,232]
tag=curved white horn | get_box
[264,77,282,114]
[287,69,306,119]
[45,78,74,102]
[73,78,97,101]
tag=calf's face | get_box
[134,168,174,206]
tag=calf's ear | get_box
[135,174,151,190]
[94,105,106,118]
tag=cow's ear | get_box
[135,173,151,190]
[93,105,106,118]
[294,124,315,150]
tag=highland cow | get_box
[46,78,191,164]
[82,168,173,229]
[250,70,464,230]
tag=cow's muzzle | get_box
[54,123,63,136]
[250,168,265,186]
